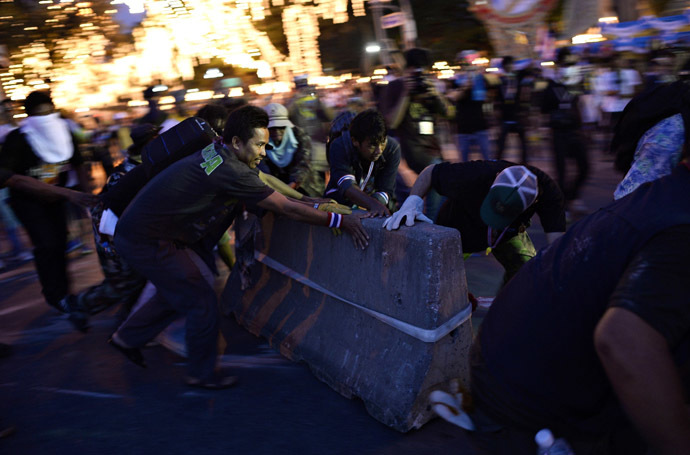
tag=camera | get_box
[409,69,430,96]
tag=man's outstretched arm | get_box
[258,191,369,249]
[3,171,99,207]
[595,308,690,455]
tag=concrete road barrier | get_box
[221,213,473,432]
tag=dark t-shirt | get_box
[116,142,273,245]
[455,78,488,134]
[471,224,690,440]
[540,79,582,129]
[497,73,522,122]
[0,167,13,187]
[432,160,565,253]
[382,78,445,174]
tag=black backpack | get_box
[141,117,218,178]
[102,117,218,216]
[326,110,357,163]
[611,80,690,173]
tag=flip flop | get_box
[429,390,476,431]
[185,374,238,390]
[108,337,147,368]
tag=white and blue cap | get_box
[480,166,538,229]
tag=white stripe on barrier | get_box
[254,251,471,343]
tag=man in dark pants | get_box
[541,49,589,211]
[110,105,369,389]
[0,91,92,328]
[383,160,565,285]
[495,56,529,164]
[324,109,400,216]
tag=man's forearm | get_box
[595,308,690,454]
[6,174,65,201]
[409,165,435,198]
[344,186,379,211]
[258,171,303,200]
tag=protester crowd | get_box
[1,44,690,454]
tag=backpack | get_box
[547,80,580,129]
[611,80,690,173]
[326,110,357,163]
[101,117,218,217]
[141,117,218,178]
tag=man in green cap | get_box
[383,160,566,284]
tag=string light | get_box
[2,0,368,108]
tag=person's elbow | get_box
[593,319,618,365]
[593,309,638,376]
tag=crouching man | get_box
[324,109,400,217]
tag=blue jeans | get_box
[457,131,490,162]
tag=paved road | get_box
[0,142,622,455]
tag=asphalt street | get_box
[0,139,622,455]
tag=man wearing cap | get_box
[259,102,324,197]
[383,160,565,284]
[435,152,690,455]
[324,109,400,217]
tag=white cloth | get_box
[20,113,73,163]
[267,126,299,168]
[99,208,119,236]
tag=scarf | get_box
[267,126,298,168]
[20,113,73,163]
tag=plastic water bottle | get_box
[535,428,575,455]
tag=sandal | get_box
[108,336,147,368]
[185,374,238,390]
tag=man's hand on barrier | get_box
[382,195,432,230]
[364,200,391,218]
[341,213,369,249]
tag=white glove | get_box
[382,195,432,230]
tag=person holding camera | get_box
[380,47,452,219]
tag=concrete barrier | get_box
[221,213,473,432]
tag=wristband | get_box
[327,212,342,229]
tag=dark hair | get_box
[195,103,229,135]
[556,47,571,66]
[219,97,248,114]
[222,105,269,145]
[349,109,387,145]
[24,91,53,115]
[501,56,514,68]
[404,48,431,69]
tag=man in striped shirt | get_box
[324,109,400,217]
